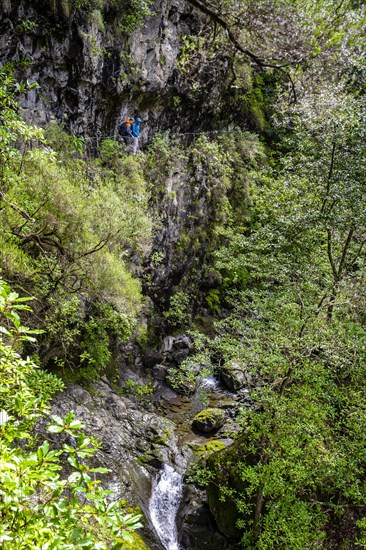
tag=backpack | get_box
[118,120,132,137]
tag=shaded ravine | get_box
[48,372,242,549]
[146,374,240,549]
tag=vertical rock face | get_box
[0,0,237,299]
[0,0,225,140]
[0,0,236,143]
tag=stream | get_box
[148,374,237,549]
[149,463,184,550]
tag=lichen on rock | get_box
[192,408,225,433]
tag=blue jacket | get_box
[132,118,141,138]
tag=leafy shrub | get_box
[0,280,144,548]
[0,77,152,375]
[163,291,191,328]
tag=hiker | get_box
[118,117,134,145]
[131,117,142,155]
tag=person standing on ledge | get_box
[118,117,134,146]
[132,117,142,155]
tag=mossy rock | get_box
[205,436,259,539]
[167,375,197,395]
[136,446,164,468]
[194,440,226,459]
[152,434,169,446]
[121,531,150,549]
[220,360,250,391]
[206,479,242,539]
[192,408,225,433]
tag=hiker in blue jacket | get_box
[132,117,142,155]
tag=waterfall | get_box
[149,463,183,550]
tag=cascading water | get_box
[199,375,222,392]
[149,463,183,550]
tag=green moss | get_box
[120,531,150,549]
[136,447,163,467]
[194,440,226,458]
[152,435,169,446]
[136,455,150,466]
[194,408,223,421]
[192,408,225,433]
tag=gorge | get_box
[1,0,366,549]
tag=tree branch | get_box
[0,191,34,222]
[337,227,354,280]
[186,0,301,70]
[327,228,338,282]
[320,142,336,215]
[185,0,302,103]
[350,239,366,266]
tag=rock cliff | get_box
[0,0,234,144]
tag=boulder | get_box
[194,440,226,460]
[206,436,260,540]
[220,361,251,391]
[206,481,242,539]
[192,408,225,433]
[173,349,190,364]
[153,363,168,381]
[206,442,244,540]
[142,349,164,369]
[178,485,233,550]
[167,375,197,396]
[173,334,192,350]
[161,336,176,354]
[160,334,193,365]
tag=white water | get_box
[199,374,236,397]
[199,375,222,391]
[149,464,183,550]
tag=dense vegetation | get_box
[0,70,152,382]
[181,0,366,547]
[43,0,152,32]
[1,0,366,547]
[0,280,144,549]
